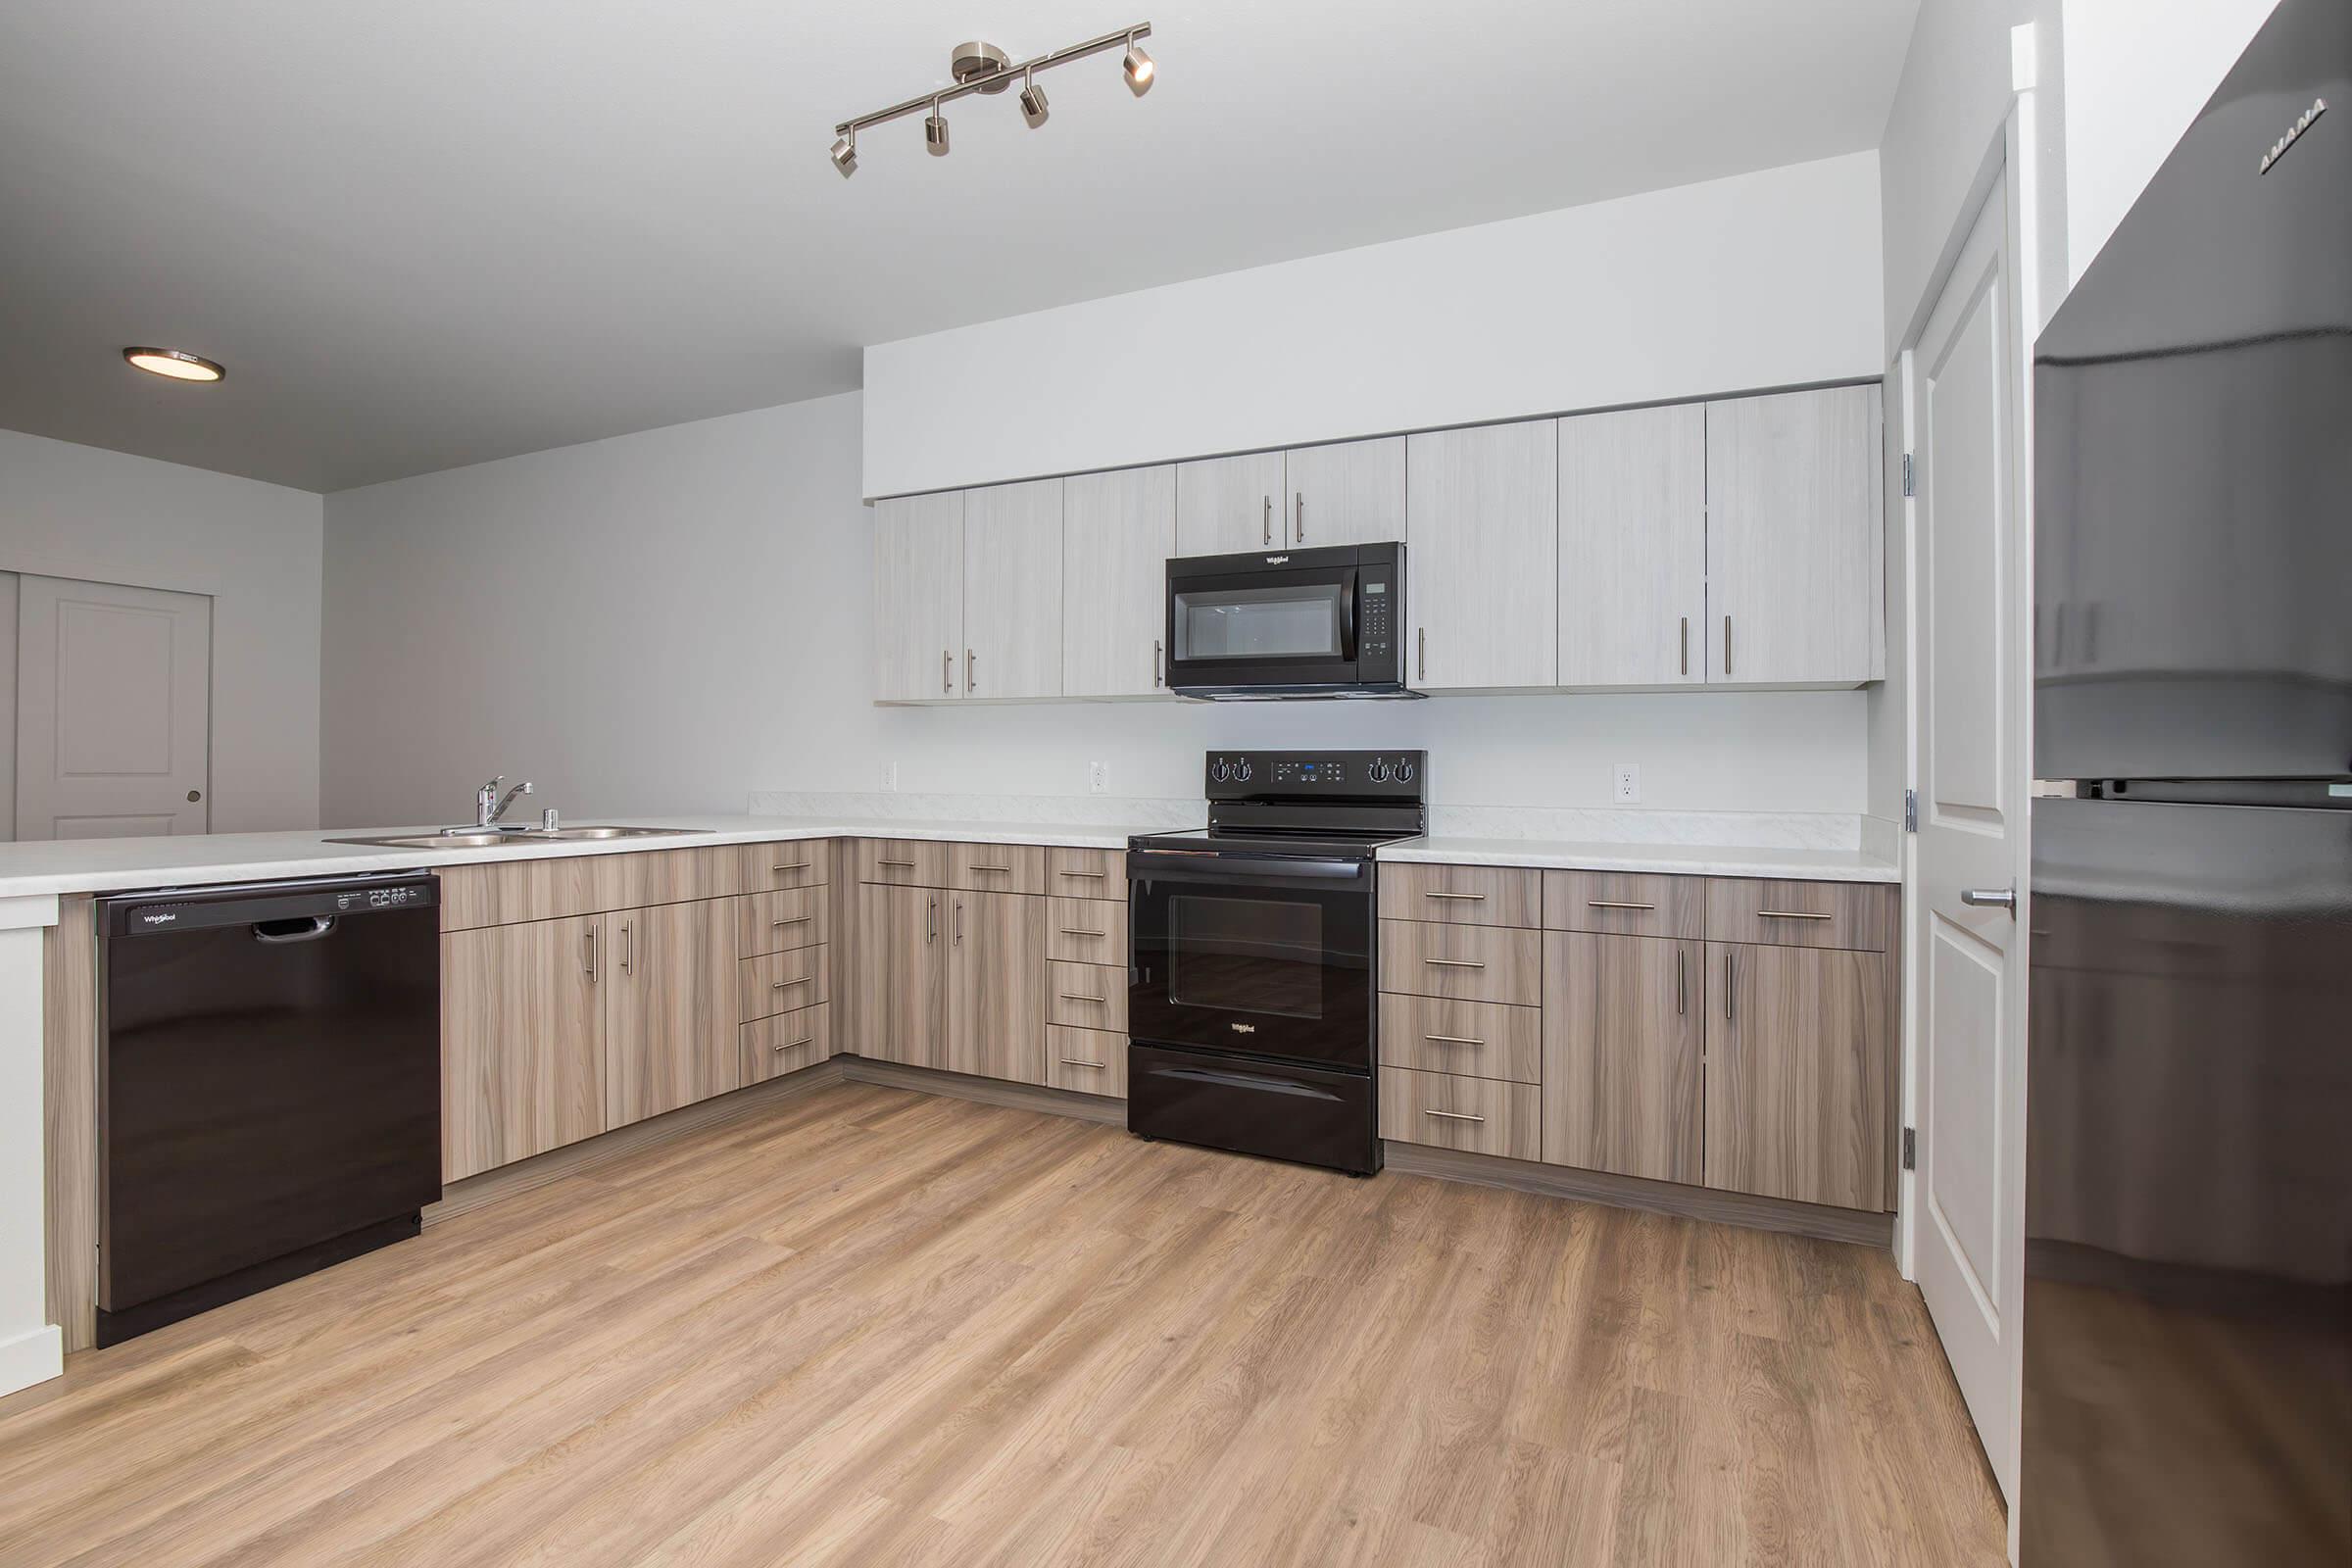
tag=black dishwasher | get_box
[97,874,442,1346]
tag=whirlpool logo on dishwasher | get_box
[140,911,178,925]
[1229,1021,1256,1034]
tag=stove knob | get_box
[1396,760,1417,783]
[1210,759,1232,784]
[1369,760,1392,783]
[1235,759,1253,783]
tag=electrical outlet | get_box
[881,760,899,792]
[1089,760,1110,796]
[1612,763,1642,804]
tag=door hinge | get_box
[1904,789,1919,832]
[1901,1127,1917,1171]
[1901,453,1915,497]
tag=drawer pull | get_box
[771,915,813,927]
[971,863,1013,873]
[1586,899,1656,911]
[1423,891,1487,902]
[770,860,810,873]
[1424,1033,1485,1047]
[876,858,917,869]
[1057,927,1105,938]
[772,1035,815,1053]
[1423,957,1486,969]
[1060,869,1107,879]
[1424,1108,1487,1124]
[1057,991,1109,1004]
[1057,1056,1106,1069]
[771,976,813,991]
[1756,909,1834,921]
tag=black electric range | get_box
[1126,750,1425,1175]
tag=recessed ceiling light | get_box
[123,347,224,383]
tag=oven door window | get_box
[1168,896,1323,1018]
[1172,583,1349,662]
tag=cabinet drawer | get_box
[742,1003,832,1084]
[1047,897,1128,965]
[952,842,1047,896]
[1378,1066,1541,1161]
[1378,863,1541,928]
[604,846,746,910]
[858,838,953,888]
[740,945,828,1021]
[1377,920,1542,1006]
[1376,994,1542,1084]
[1543,870,1702,939]
[1048,847,1126,900]
[438,856,609,931]
[1046,1025,1127,1097]
[1048,959,1128,1031]
[739,839,829,893]
[737,888,828,956]
[1703,878,1894,952]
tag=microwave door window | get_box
[1168,896,1324,1018]
[1173,584,1347,662]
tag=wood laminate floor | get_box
[0,1081,2007,1567]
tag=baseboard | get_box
[1383,1142,1894,1250]
[0,1323,64,1399]
[839,1056,1127,1126]
[425,1058,849,1226]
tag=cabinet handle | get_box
[877,858,917,868]
[1725,952,1734,1019]
[1680,616,1689,676]
[1424,1108,1486,1124]
[926,895,936,946]
[1423,1033,1484,1047]
[1154,637,1163,687]
[1724,615,1733,676]
[954,899,963,946]
[1423,956,1485,969]
[1756,909,1833,921]
[1586,899,1656,911]
[943,650,953,694]
[772,915,812,928]
[1058,927,1104,938]
[966,649,975,693]
[1423,891,1486,902]
[1676,949,1686,1016]
[770,860,809,873]
[1263,494,1272,547]
[620,921,632,976]
[1058,1056,1106,1069]
[1295,491,1304,543]
[1057,991,1108,1004]
[583,926,597,982]
[970,862,1012,874]
[770,976,811,992]
[1417,626,1427,682]
[1061,868,1106,880]
[773,1036,815,1053]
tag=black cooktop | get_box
[1131,749,1429,858]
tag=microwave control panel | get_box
[1359,571,1395,663]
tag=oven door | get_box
[1128,847,1374,1069]
[1165,563,1358,694]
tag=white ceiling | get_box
[0,1,1920,493]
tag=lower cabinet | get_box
[605,899,741,1129]
[441,913,606,1182]
[1702,940,1893,1211]
[858,884,948,1068]
[857,884,1050,1085]
[1541,931,1703,1186]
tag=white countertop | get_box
[1381,835,1900,884]
[0,813,1152,902]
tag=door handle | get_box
[1680,615,1689,676]
[1724,952,1734,1019]
[1961,887,2018,913]
[942,650,952,694]
[1154,637,1163,687]
[1724,614,1733,676]
[251,915,337,945]
[965,649,975,693]
[1263,495,1272,547]
[584,925,597,982]
[954,899,963,946]
[620,921,632,975]
[1417,627,1427,682]
[926,895,936,945]
[1295,491,1304,544]
[1677,949,1685,1016]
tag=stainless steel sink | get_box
[324,825,710,851]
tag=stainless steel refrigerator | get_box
[2022,1,2350,1561]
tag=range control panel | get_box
[1203,750,1427,800]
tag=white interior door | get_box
[1909,168,2031,1501]
[15,574,211,839]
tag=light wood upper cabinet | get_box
[962,478,1063,701]
[1557,404,1707,687]
[948,891,1049,1085]
[1175,451,1286,556]
[604,899,741,1129]
[1285,436,1404,547]
[857,883,946,1069]
[1404,419,1558,690]
[1705,386,1884,686]
[1062,466,1175,697]
[1542,932,1702,1185]
[1702,939,1892,1211]
[440,914,605,1182]
[874,491,965,702]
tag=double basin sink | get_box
[325,825,709,851]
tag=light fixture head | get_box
[829,133,858,177]
[1018,69,1049,128]
[1122,36,1154,95]
[122,347,224,383]
[924,102,950,156]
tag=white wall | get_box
[322,391,1869,829]
[862,153,1886,500]
[0,430,323,834]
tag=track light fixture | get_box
[830,22,1152,177]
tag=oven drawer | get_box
[1049,959,1128,1031]
[1542,870,1702,939]
[1049,848,1126,900]
[1048,897,1128,965]
[1377,920,1542,1005]
[1378,863,1541,928]
[1129,1044,1378,1175]
[1376,993,1541,1083]
[1046,1025,1127,1097]
[1378,1066,1541,1161]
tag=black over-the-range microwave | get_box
[1163,542,1421,700]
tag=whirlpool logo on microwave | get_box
[1229,1021,1256,1034]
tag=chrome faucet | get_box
[474,775,534,829]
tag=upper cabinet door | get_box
[1063,466,1176,698]
[1284,436,1404,548]
[1705,386,1884,686]
[1174,451,1286,556]
[1404,419,1559,691]
[962,477,1064,701]
[1557,405,1707,687]
[873,491,964,702]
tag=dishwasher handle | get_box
[253,915,339,945]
